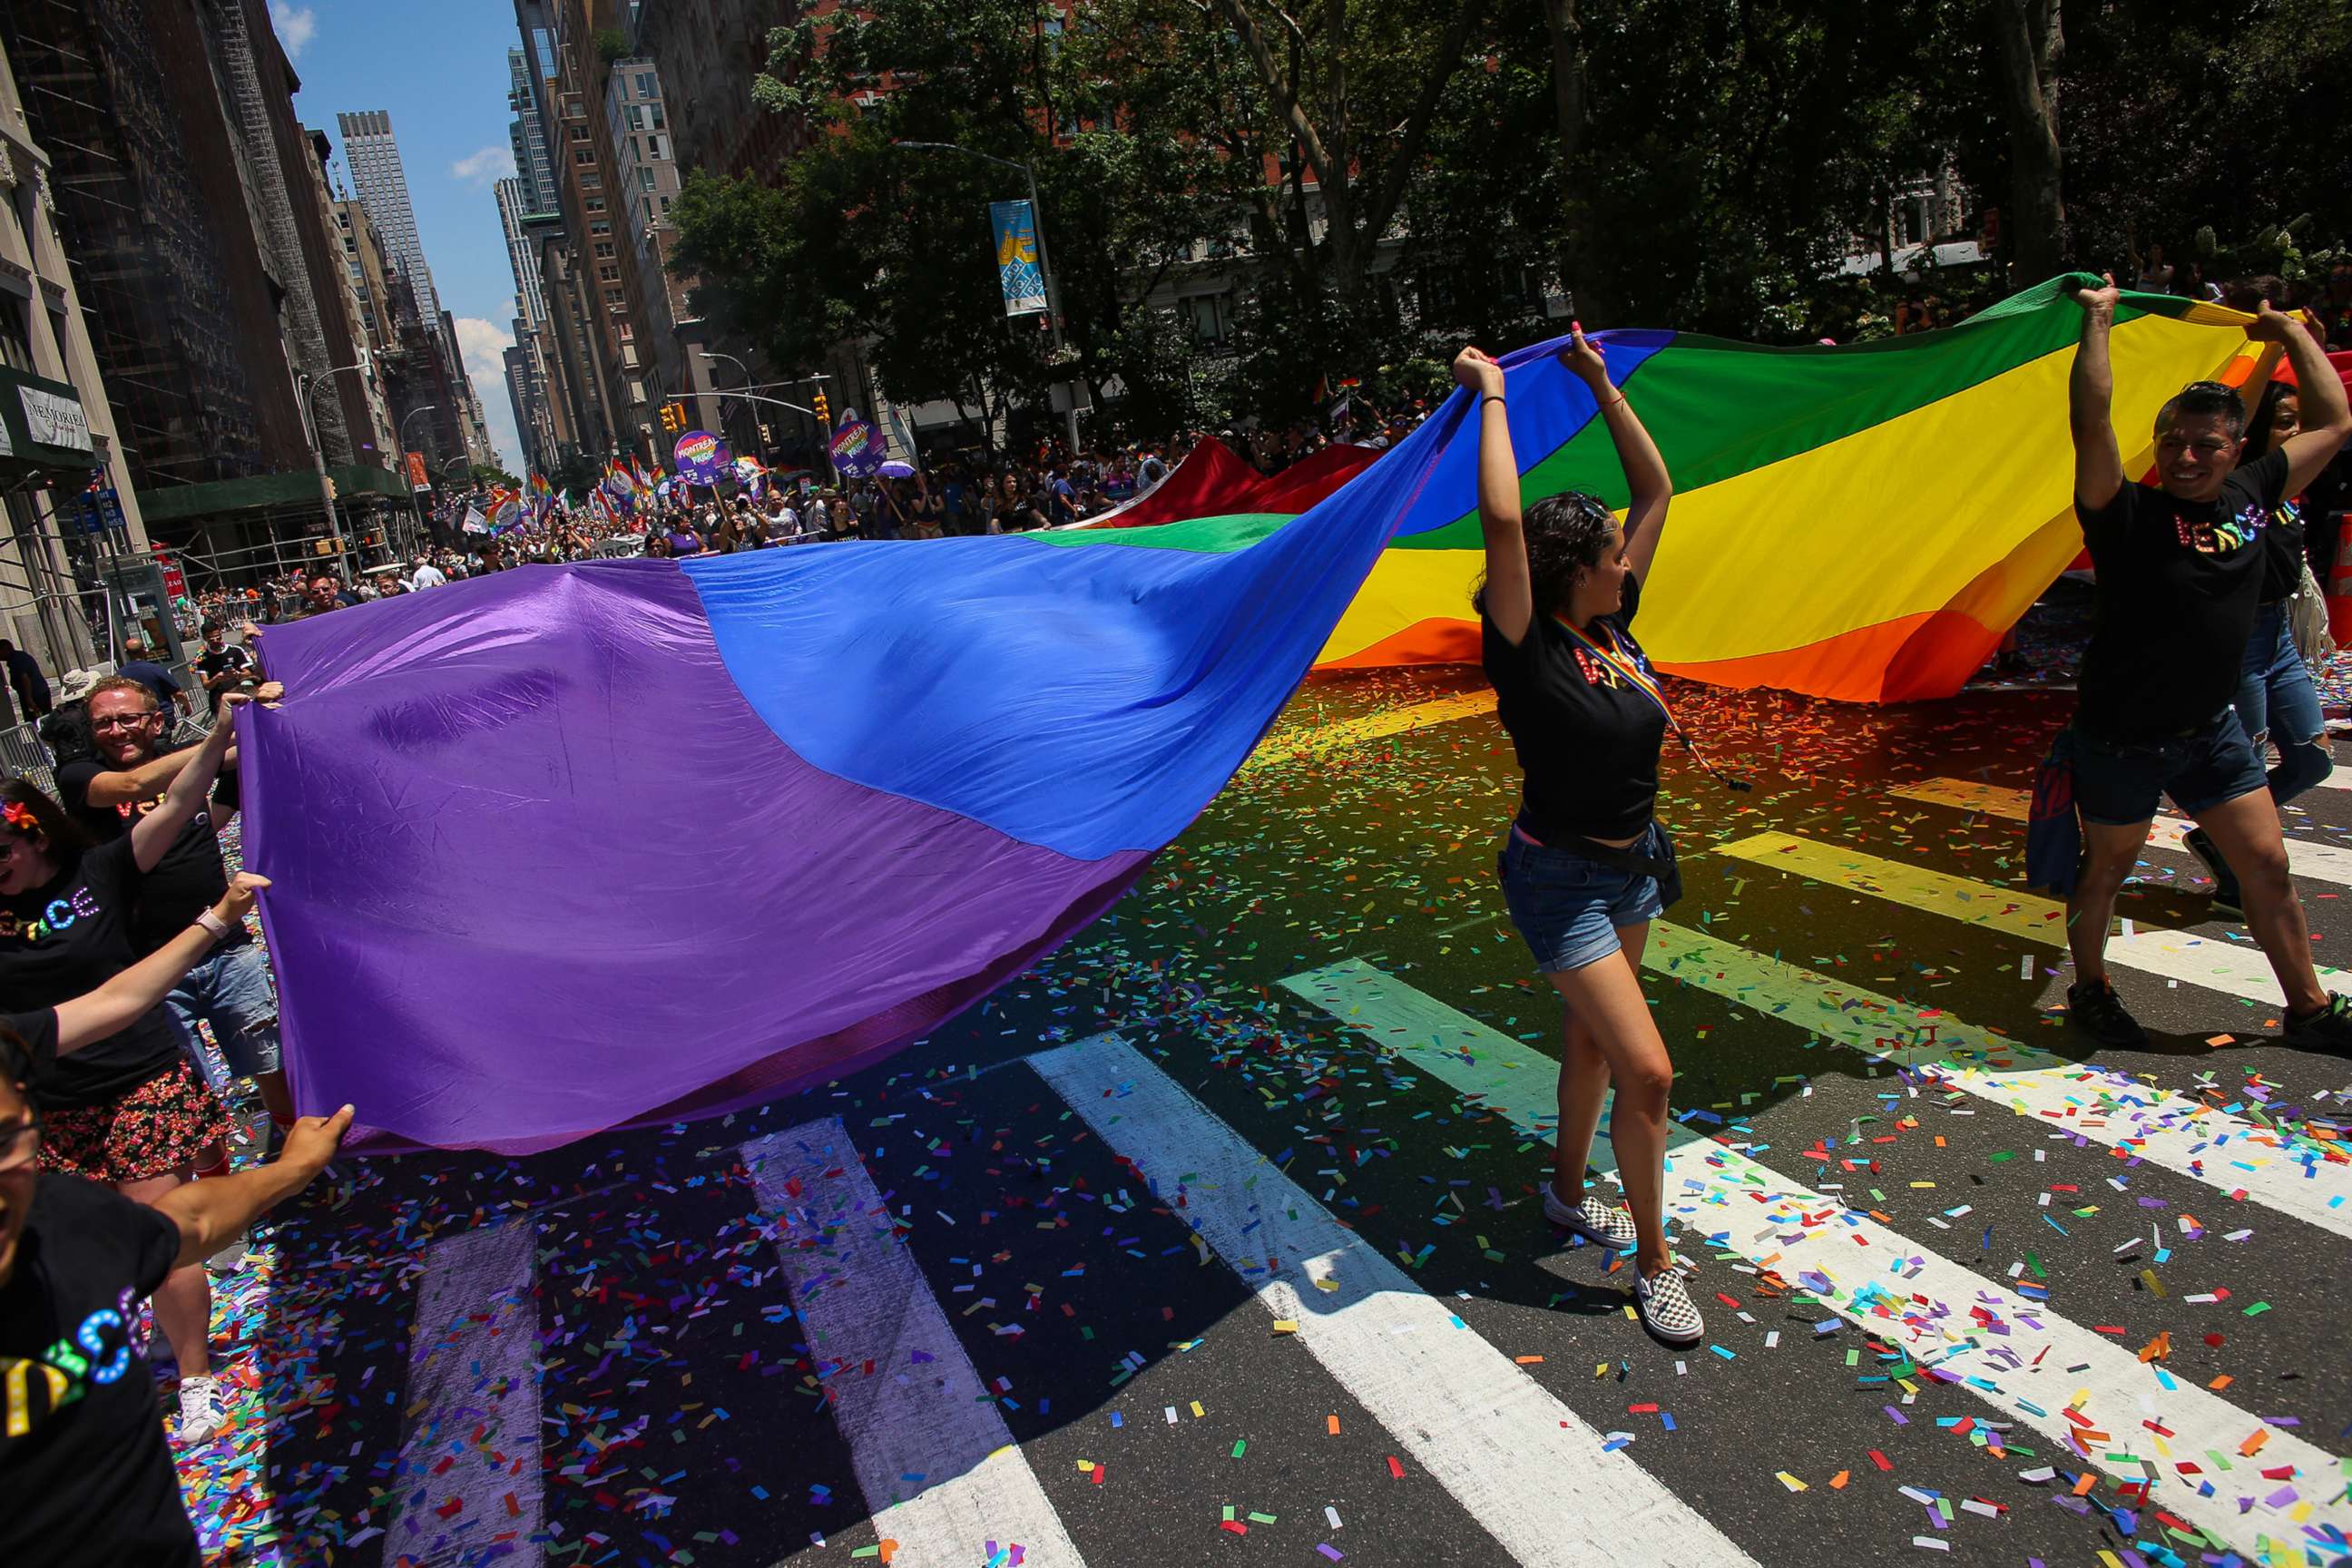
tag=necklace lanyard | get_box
[1554,615,1751,792]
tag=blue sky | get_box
[274,1,527,471]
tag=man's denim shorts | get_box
[2072,710,2268,827]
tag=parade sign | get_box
[672,429,731,485]
[828,412,885,477]
[989,200,1048,317]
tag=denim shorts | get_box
[1498,824,1667,975]
[165,941,282,1082]
[2072,709,2269,827]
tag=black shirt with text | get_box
[0,1170,195,1567]
[2077,449,2290,741]
[54,760,238,958]
[1482,573,1668,842]
[0,838,184,1109]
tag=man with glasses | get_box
[54,677,291,1131]
[2061,273,2352,1051]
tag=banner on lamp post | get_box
[989,200,1048,318]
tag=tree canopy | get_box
[668,0,2352,441]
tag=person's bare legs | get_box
[2067,820,2150,989]
[1544,926,1674,1277]
[116,1167,211,1379]
[2192,787,2328,1014]
[1551,922,1650,1208]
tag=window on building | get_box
[650,104,665,131]
[573,147,594,165]
[570,121,589,139]
[590,220,612,237]
[599,263,620,282]
[593,241,616,260]
[639,166,655,191]
[657,193,672,215]
[626,105,644,131]
[0,300,33,372]
[585,196,606,213]
[635,72,655,99]
[647,135,663,162]
[580,172,602,191]
[1182,293,1231,344]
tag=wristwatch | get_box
[194,909,233,942]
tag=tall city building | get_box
[508,47,557,213]
[2,0,415,583]
[495,177,553,330]
[0,27,158,688]
[336,111,444,330]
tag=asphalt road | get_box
[175,662,2352,1568]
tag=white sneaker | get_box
[176,1374,229,1446]
[1541,1189,1638,1251]
[1632,1264,1706,1345]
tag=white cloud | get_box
[450,318,525,475]
[450,146,517,187]
[270,1,317,59]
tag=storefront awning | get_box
[0,364,99,478]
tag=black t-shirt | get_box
[193,643,252,695]
[0,838,184,1110]
[1,1005,58,1087]
[54,761,237,958]
[2303,446,2351,586]
[1481,573,1668,841]
[2077,449,2291,741]
[2256,493,2308,603]
[0,1171,195,1568]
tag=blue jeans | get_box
[2070,710,2269,827]
[2232,602,2333,808]
[1498,824,1667,974]
[165,942,281,1089]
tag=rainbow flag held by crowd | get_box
[240,278,2267,1152]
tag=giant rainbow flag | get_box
[241,277,2263,1152]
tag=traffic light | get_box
[812,388,830,425]
[659,401,682,435]
[324,476,338,502]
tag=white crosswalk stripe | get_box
[379,1220,544,1568]
[1279,960,2352,1563]
[1890,776,2352,887]
[1714,829,2352,1008]
[742,1119,1087,1567]
[1289,939,2352,1244]
[1029,1033,1763,1568]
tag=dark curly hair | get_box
[0,778,89,861]
[1471,491,1621,622]
[2243,378,2298,457]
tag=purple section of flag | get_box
[240,561,1147,1152]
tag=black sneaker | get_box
[2066,978,2149,1047]
[2283,995,2352,1053]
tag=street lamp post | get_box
[894,141,1083,456]
[297,356,373,585]
[695,350,764,465]
[397,405,437,561]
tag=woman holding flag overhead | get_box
[1456,326,1709,1346]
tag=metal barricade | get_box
[0,720,56,797]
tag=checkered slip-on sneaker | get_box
[1632,1265,1706,1345]
[1542,1189,1639,1252]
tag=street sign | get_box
[78,480,126,534]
